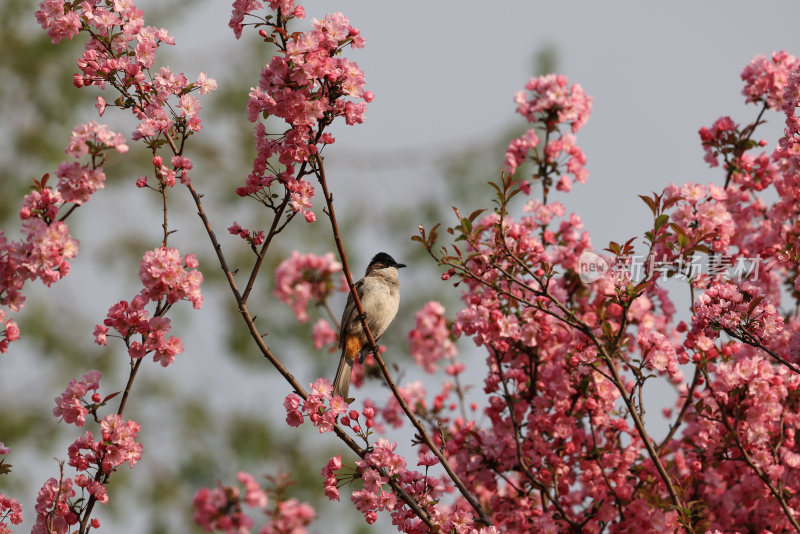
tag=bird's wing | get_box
[338,277,366,345]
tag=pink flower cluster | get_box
[636,328,680,380]
[31,477,77,534]
[260,499,315,534]
[0,310,19,354]
[312,318,337,349]
[58,121,129,204]
[321,434,461,531]
[689,281,784,349]
[661,182,735,253]
[36,0,216,188]
[13,219,78,288]
[0,214,78,353]
[321,455,342,501]
[698,116,778,190]
[273,251,344,322]
[1,118,133,356]
[140,154,197,188]
[95,295,183,365]
[68,414,143,474]
[229,0,305,40]
[193,471,315,534]
[228,221,265,247]
[53,370,102,427]
[408,301,457,373]
[138,247,204,309]
[680,353,800,530]
[351,440,402,525]
[95,247,202,366]
[193,472,268,534]
[513,74,593,132]
[741,50,799,110]
[286,379,492,531]
[31,410,139,534]
[775,66,800,195]
[0,494,22,534]
[504,74,592,190]
[235,2,371,224]
[698,116,741,167]
[285,379,349,432]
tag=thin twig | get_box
[183,180,434,527]
[312,154,492,527]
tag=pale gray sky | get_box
[172,1,800,252]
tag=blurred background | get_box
[1,0,799,532]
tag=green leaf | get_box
[654,214,669,232]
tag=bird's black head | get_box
[369,252,406,270]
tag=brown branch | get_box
[726,329,800,375]
[183,181,434,527]
[117,358,143,416]
[491,348,578,527]
[241,190,292,304]
[312,154,492,526]
[428,234,684,512]
[704,373,800,531]
[657,366,700,455]
[161,184,169,247]
[540,285,684,510]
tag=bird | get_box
[332,252,405,402]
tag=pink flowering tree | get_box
[3,0,800,532]
[412,53,800,531]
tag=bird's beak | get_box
[396,263,407,269]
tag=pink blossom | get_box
[31,477,77,534]
[273,251,343,322]
[53,370,102,426]
[312,318,337,349]
[193,485,254,534]
[237,471,268,508]
[138,247,204,309]
[239,5,371,198]
[260,498,315,534]
[0,494,23,531]
[321,454,342,501]
[64,121,128,159]
[741,50,799,110]
[283,393,304,427]
[196,71,218,94]
[690,281,784,348]
[514,73,593,132]
[408,301,457,373]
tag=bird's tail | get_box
[332,353,354,402]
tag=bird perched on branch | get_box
[332,252,405,402]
